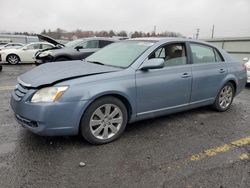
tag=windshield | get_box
[86,41,154,68]
[65,39,83,48]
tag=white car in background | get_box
[245,59,250,84]
[0,42,54,64]
[0,43,24,50]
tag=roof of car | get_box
[128,37,219,48]
[129,37,199,42]
[78,37,119,41]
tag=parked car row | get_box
[10,38,247,144]
[0,35,118,65]
[35,35,118,65]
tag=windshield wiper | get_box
[87,61,105,65]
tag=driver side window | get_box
[79,40,99,49]
[149,43,187,67]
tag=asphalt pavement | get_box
[0,65,250,188]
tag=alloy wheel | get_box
[89,104,123,140]
[218,85,233,109]
[7,55,19,64]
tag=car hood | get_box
[37,34,64,47]
[18,60,122,88]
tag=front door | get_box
[136,42,192,116]
[20,43,41,62]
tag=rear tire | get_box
[80,96,128,145]
[213,82,235,112]
[6,54,20,65]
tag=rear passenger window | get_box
[190,43,217,64]
[99,40,113,48]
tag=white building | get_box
[0,34,39,45]
[205,37,250,61]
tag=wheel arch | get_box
[77,92,133,133]
[218,74,238,95]
[227,80,237,94]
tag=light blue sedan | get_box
[11,38,247,144]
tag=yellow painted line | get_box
[190,136,250,161]
[239,153,249,160]
[0,86,15,91]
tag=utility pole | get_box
[153,25,156,35]
[211,24,215,38]
[196,28,200,39]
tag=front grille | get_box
[13,84,28,101]
[16,114,38,128]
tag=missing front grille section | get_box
[16,115,38,128]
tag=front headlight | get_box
[31,86,68,103]
[38,51,52,58]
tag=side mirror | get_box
[140,58,164,71]
[75,46,83,51]
[22,46,28,50]
[243,57,249,62]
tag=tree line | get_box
[1,28,183,40]
[41,28,183,40]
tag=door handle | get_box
[219,69,226,73]
[181,72,191,78]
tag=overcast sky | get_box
[1,0,249,38]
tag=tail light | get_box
[243,63,247,72]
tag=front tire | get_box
[80,96,128,144]
[6,54,20,65]
[213,82,235,112]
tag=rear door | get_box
[189,42,228,103]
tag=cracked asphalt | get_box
[0,65,250,188]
